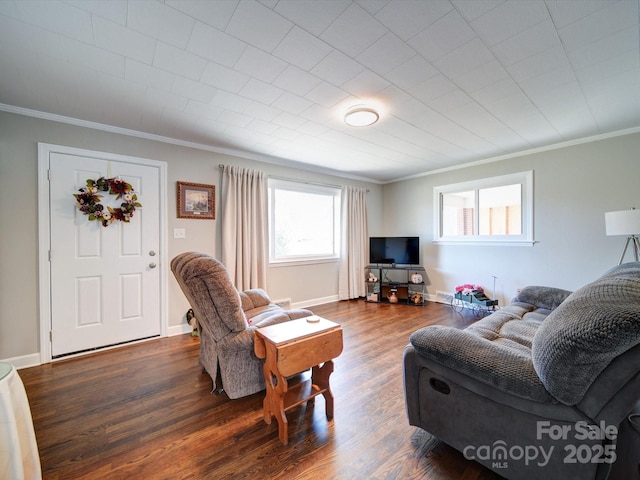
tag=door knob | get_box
[149,250,156,256]
[149,262,157,269]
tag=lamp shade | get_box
[605,209,640,236]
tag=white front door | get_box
[47,149,162,357]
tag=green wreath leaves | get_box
[73,177,142,227]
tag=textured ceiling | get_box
[0,0,639,183]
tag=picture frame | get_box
[177,181,215,219]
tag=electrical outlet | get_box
[173,228,186,239]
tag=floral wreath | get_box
[73,177,141,227]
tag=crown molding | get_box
[387,125,640,184]
[0,103,382,185]
[3,102,638,186]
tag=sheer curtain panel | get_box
[339,186,369,300]
[221,165,268,290]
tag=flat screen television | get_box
[369,237,420,265]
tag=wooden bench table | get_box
[254,316,343,445]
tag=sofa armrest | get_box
[239,288,272,311]
[409,326,553,402]
[512,286,572,311]
[218,327,254,351]
[285,308,314,320]
[403,345,422,427]
[253,308,313,328]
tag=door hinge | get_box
[48,169,52,181]
[49,331,53,342]
[48,250,52,262]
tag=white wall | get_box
[381,131,640,306]
[4,106,637,365]
[0,111,382,364]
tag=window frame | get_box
[268,178,341,265]
[433,171,534,246]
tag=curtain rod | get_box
[218,164,368,192]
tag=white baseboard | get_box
[294,294,340,309]
[434,290,453,304]
[4,328,190,369]
[168,323,192,336]
[2,353,42,370]
[294,294,438,309]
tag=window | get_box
[268,178,341,263]
[434,171,534,245]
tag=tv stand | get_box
[365,264,426,306]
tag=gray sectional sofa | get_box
[404,262,640,480]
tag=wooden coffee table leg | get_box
[312,360,335,419]
[263,355,290,443]
[271,372,289,444]
[261,348,275,424]
[276,405,289,445]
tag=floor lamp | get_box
[605,208,640,265]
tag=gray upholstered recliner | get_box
[404,262,640,480]
[171,252,313,399]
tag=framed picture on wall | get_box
[177,181,215,219]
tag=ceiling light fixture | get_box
[344,105,379,127]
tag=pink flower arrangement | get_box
[455,284,484,296]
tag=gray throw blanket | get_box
[532,262,640,405]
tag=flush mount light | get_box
[344,105,379,127]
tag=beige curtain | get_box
[339,186,369,300]
[221,165,268,290]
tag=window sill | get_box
[433,240,536,247]
[269,257,340,267]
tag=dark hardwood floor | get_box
[20,300,503,480]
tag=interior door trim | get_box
[37,143,168,364]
